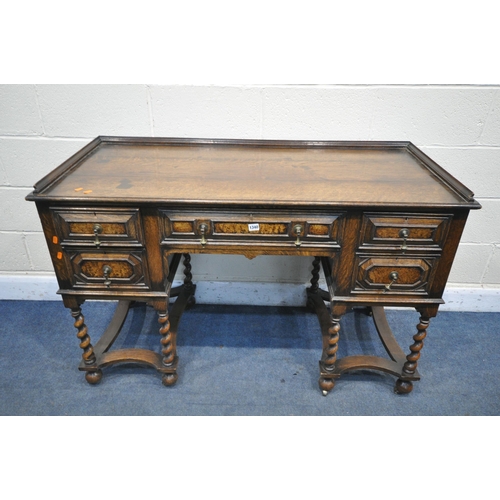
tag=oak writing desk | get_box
[26,137,480,395]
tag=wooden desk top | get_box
[27,137,480,209]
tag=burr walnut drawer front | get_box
[352,255,439,295]
[359,213,452,251]
[51,208,143,247]
[66,250,150,290]
[160,211,343,247]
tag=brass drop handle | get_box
[399,228,409,252]
[293,224,303,247]
[102,265,112,287]
[93,224,103,248]
[199,223,208,246]
[384,271,399,292]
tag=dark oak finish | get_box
[26,137,480,395]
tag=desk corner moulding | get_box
[25,137,481,395]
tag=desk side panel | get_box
[428,209,469,298]
[35,202,74,294]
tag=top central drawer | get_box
[160,210,343,246]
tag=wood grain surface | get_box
[37,141,470,206]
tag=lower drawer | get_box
[66,250,150,290]
[352,255,438,295]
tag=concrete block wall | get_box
[1,84,499,308]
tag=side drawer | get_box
[359,213,452,251]
[52,208,143,247]
[67,250,150,290]
[352,255,439,295]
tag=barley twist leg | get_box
[183,253,196,307]
[395,315,429,394]
[158,310,178,386]
[310,256,321,293]
[319,316,341,395]
[71,307,102,384]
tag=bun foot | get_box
[162,373,178,387]
[319,376,335,395]
[85,369,103,385]
[394,378,413,394]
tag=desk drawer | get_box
[67,250,150,290]
[352,256,438,295]
[52,208,143,247]
[359,213,451,251]
[160,210,342,247]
